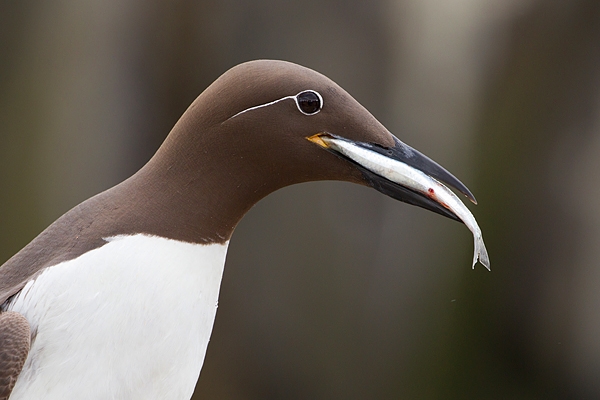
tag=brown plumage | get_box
[0,313,29,400]
[0,60,481,398]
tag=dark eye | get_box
[296,90,322,115]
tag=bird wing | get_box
[0,312,30,400]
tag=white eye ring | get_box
[294,90,323,115]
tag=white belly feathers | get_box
[6,234,228,400]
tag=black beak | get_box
[312,134,476,223]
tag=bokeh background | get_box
[2,0,600,398]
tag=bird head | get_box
[179,60,475,222]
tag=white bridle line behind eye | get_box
[228,95,296,120]
[226,90,322,121]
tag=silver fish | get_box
[322,136,490,270]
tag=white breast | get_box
[6,234,228,400]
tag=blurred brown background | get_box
[2,0,600,398]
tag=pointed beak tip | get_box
[466,193,477,205]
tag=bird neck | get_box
[112,121,279,245]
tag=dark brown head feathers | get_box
[0,60,398,305]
